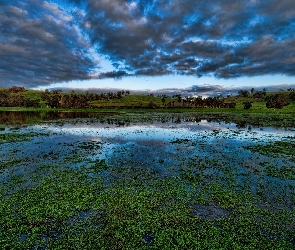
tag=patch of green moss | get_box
[244,140,295,163]
[0,132,48,144]
[1,159,295,249]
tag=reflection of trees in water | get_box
[0,111,112,125]
[0,111,294,128]
[0,111,40,125]
[236,121,247,129]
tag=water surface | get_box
[1,115,295,248]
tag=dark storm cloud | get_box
[84,0,295,79]
[135,68,172,76]
[66,0,83,4]
[98,71,129,79]
[0,0,98,88]
[214,36,295,78]
[2,0,295,87]
[51,83,295,98]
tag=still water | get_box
[1,116,294,186]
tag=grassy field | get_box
[0,87,294,113]
[89,94,176,108]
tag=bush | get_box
[242,101,252,109]
[238,90,250,97]
[253,91,266,99]
[266,94,290,109]
[147,101,159,109]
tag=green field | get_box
[0,87,294,113]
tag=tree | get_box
[242,101,252,109]
[48,94,61,108]
[25,98,40,108]
[253,91,266,99]
[266,94,289,109]
[9,86,25,93]
[147,101,158,109]
[250,88,255,94]
[0,91,8,107]
[289,91,295,101]
[177,96,182,103]
[238,90,250,97]
[116,91,122,99]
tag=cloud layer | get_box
[51,83,295,98]
[0,0,98,87]
[85,0,295,78]
[1,0,295,87]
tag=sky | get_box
[1,0,295,96]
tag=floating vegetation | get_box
[0,116,295,248]
[244,140,295,163]
[0,132,47,144]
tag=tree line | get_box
[238,88,295,109]
[0,87,37,107]
[160,96,236,109]
[41,89,130,108]
[0,86,294,109]
[0,87,130,108]
[0,87,237,109]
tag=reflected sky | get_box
[1,119,294,204]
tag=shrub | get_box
[253,91,266,99]
[147,101,159,109]
[266,94,290,109]
[242,101,252,109]
[238,90,250,97]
